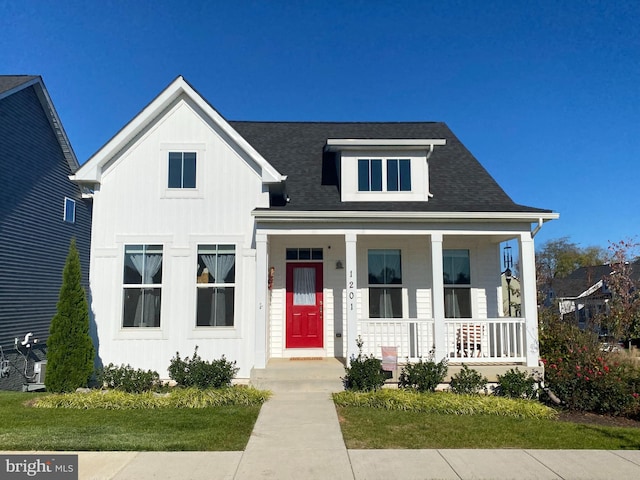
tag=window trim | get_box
[122,244,164,328]
[159,143,205,199]
[195,244,236,328]
[63,197,76,223]
[443,249,472,318]
[367,248,403,319]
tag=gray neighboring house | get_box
[554,261,640,332]
[0,75,91,390]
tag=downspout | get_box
[426,144,435,198]
[531,218,544,238]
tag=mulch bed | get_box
[558,410,640,429]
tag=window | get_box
[168,152,196,188]
[358,158,411,192]
[443,249,471,318]
[387,159,411,191]
[63,197,76,223]
[358,159,382,191]
[196,245,235,327]
[368,249,402,318]
[123,245,163,327]
[286,248,323,261]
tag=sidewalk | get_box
[4,390,640,479]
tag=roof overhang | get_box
[325,138,447,152]
[253,210,559,223]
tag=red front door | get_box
[286,263,323,348]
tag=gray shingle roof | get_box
[553,261,640,298]
[230,121,551,213]
[0,75,38,95]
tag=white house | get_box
[72,76,558,381]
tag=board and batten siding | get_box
[88,96,267,378]
[0,84,91,352]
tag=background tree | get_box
[46,238,95,392]
[536,237,606,303]
[599,239,640,344]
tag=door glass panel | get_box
[293,267,316,305]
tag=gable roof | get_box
[73,76,285,185]
[0,75,79,172]
[232,121,554,215]
[553,261,640,298]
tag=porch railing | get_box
[356,317,527,364]
[444,318,526,362]
[357,318,435,362]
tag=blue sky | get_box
[2,1,639,251]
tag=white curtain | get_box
[200,253,235,325]
[380,289,394,318]
[294,267,316,305]
[130,254,162,326]
[445,289,461,318]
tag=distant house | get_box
[554,261,640,330]
[72,76,557,383]
[0,76,91,390]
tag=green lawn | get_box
[337,406,640,450]
[0,392,260,451]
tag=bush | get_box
[168,347,239,389]
[449,365,487,395]
[494,368,538,399]
[97,363,161,393]
[399,357,448,392]
[34,387,271,409]
[332,390,557,419]
[539,309,640,416]
[343,338,385,391]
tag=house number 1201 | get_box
[348,270,355,310]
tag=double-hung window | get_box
[196,245,235,327]
[358,158,411,192]
[168,152,196,188]
[368,249,402,318]
[122,245,163,327]
[443,249,471,318]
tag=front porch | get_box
[253,223,541,372]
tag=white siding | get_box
[89,96,267,379]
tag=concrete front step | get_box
[250,358,346,393]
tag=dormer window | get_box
[357,158,411,192]
[326,138,444,202]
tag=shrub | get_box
[494,368,538,399]
[33,387,270,409]
[539,309,640,416]
[46,239,95,393]
[343,338,385,391]
[449,365,487,395]
[398,357,448,392]
[97,363,161,393]
[168,347,239,389]
[332,390,557,419]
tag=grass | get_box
[0,392,261,451]
[336,392,640,450]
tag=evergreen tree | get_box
[46,238,95,392]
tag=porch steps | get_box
[250,358,346,393]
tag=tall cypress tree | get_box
[46,238,95,392]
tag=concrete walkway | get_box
[4,390,640,479]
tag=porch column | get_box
[519,232,539,367]
[431,233,446,361]
[254,233,268,369]
[345,233,358,362]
